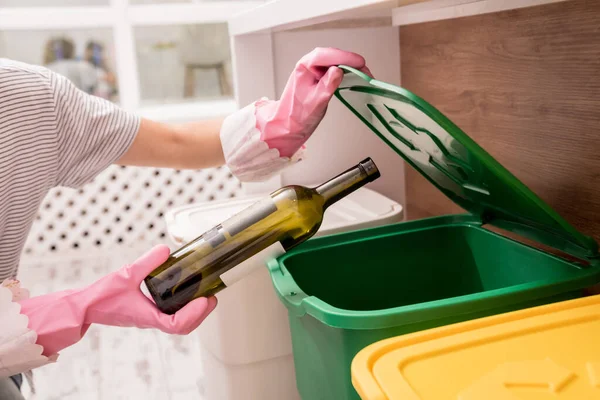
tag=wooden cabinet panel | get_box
[400,0,600,242]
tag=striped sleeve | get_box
[50,71,140,188]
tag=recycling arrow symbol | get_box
[458,359,575,399]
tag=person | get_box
[43,37,98,95]
[82,40,118,100]
[0,47,371,398]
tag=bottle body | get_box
[145,186,325,314]
[144,158,380,314]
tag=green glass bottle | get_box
[144,158,380,314]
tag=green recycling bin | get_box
[266,66,600,400]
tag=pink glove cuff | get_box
[220,100,305,182]
[254,97,319,158]
[0,280,56,377]
[19,288,93,357]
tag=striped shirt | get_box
[0,59,140,281]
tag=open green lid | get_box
[335,66,598,260]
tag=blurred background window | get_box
[0,0,260,111]
[0,29,119,102]
[135,23,232,106]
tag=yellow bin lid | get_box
[352,295,600,399]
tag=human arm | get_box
[116,118,225,170]
[45,47,370,187]
[0,246,216,377]
[113,47,371,181]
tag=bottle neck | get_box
[316,158,380,209]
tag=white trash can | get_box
[164,187,403,400]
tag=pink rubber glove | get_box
[19,245,217,356]
[256,47,372,158]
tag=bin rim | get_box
[267,215,600,330]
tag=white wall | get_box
[272,26,405,204]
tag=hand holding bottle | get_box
[17,245,217,357]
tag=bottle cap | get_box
[359,158,381,183]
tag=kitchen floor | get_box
[17,247,205,400]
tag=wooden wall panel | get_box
[399,0,600,243]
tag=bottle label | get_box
[168,197,280,286]
[203,224,227,247]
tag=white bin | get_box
[165,187,403,400]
